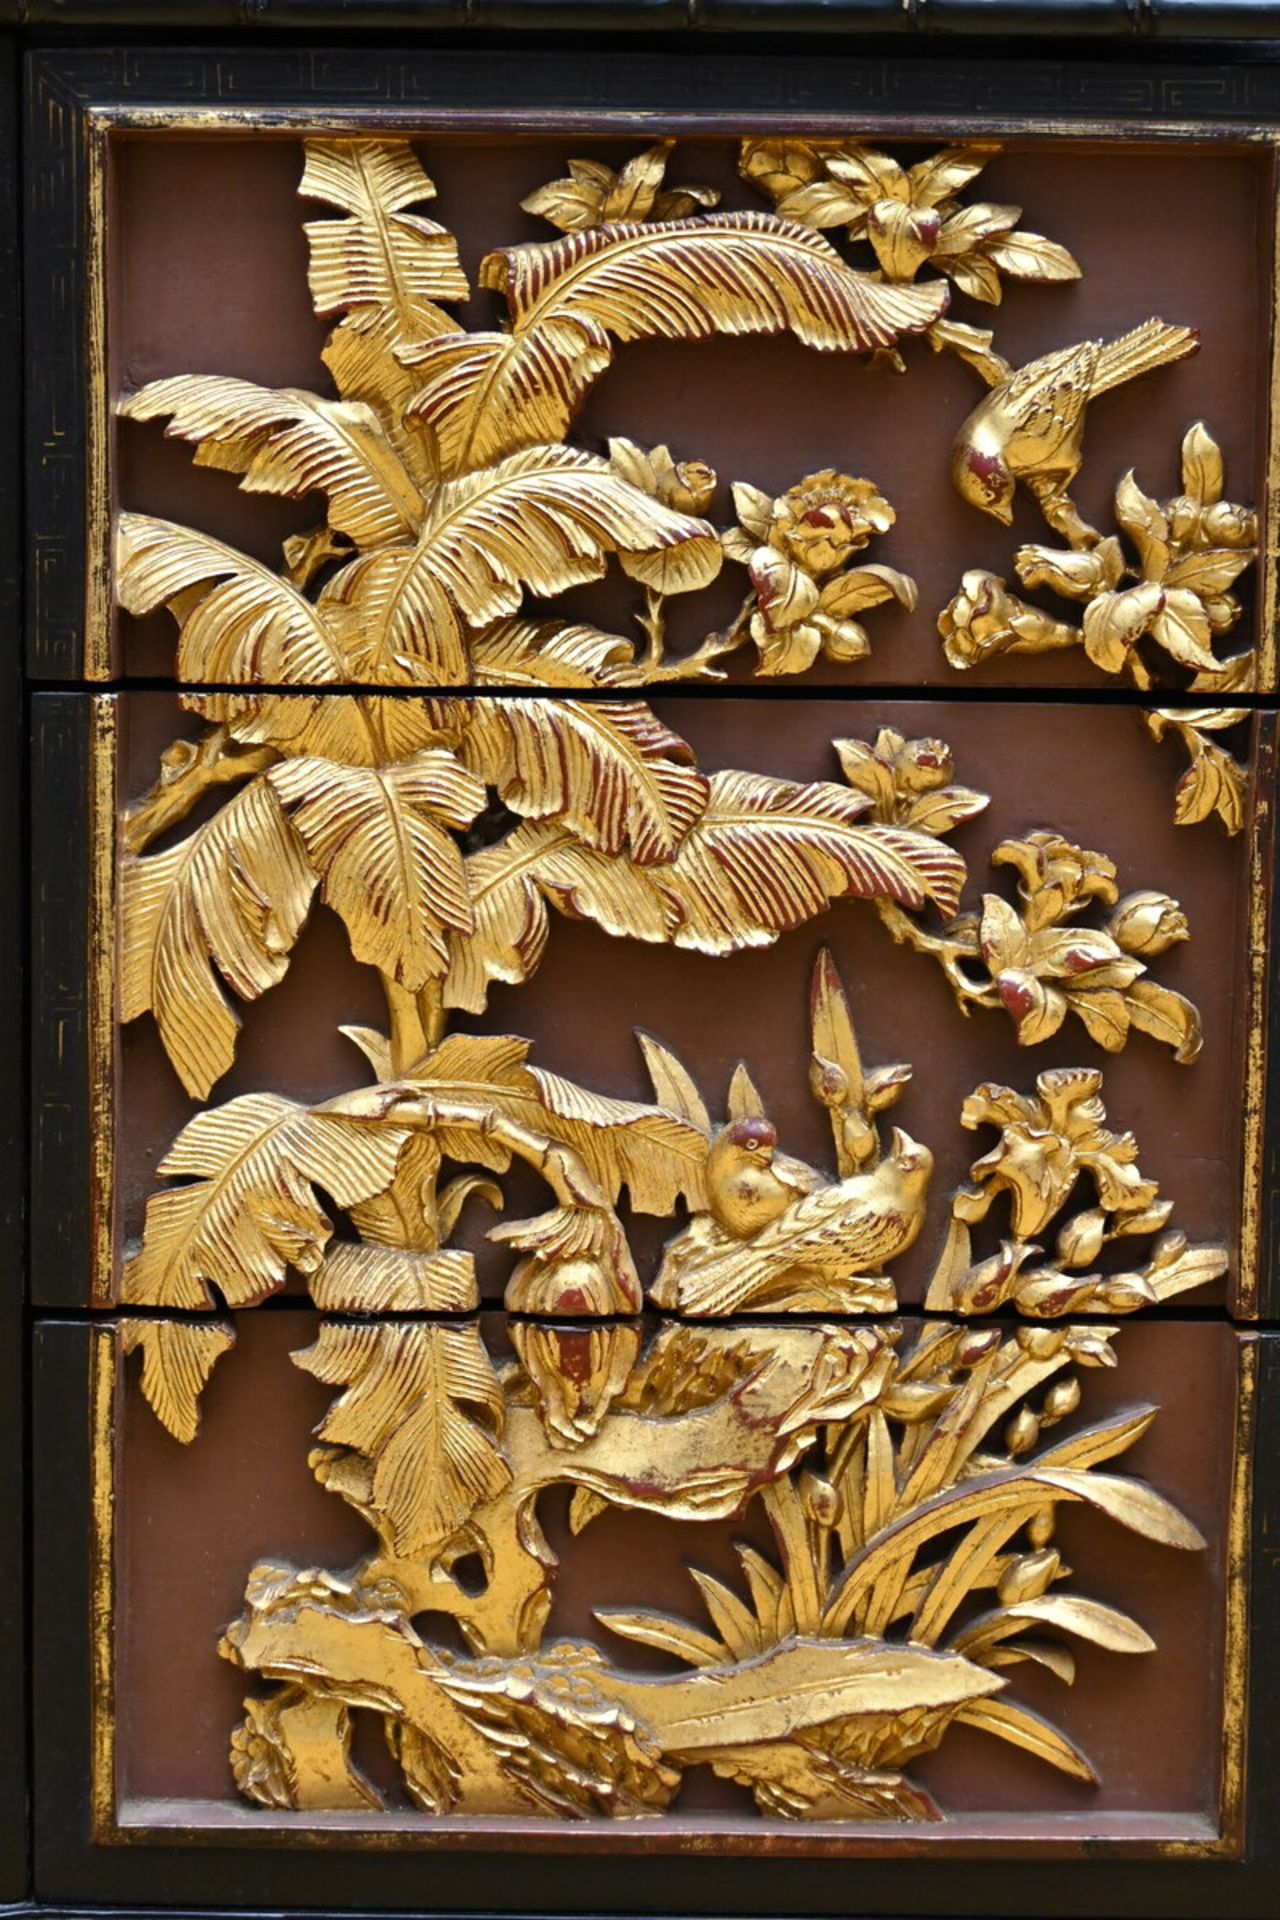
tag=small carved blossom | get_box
[977,834,1196,1057]
[877,830,1202,1065]
[724,471,916,675]
[739,138,1080,303]
[925,1067,1227,1319]
[522,141,720,233]
[942,425,1257,691]
[834,729,987,836]
[937,569,1080,671]
[608,437,718,518]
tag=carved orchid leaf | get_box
[297,1320,509,1560]
[954,1594,1154,1657]
[117,515,351,684]
[952,1698,1096,1782]
[299,139,468,347]
[121,777,317,1099]
[268,752,485,990]
[319,446,720,684]
[123,1090,411,1310]
[118,377,425,550]
[122,1317,235,1444]
[459,699,708,864]
[406,214,949,474]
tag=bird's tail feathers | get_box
[1093,318,1199,396]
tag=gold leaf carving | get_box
[110,135,1233,1832]
[926,1066,1228,1318]
[458,698,708,863]
[299,138,468,347]
[121,777,316,1100]
[117,514,349,684]
[119,376,425,549]
[320,446,720,685]
[123,1092,411,1310]
[267,752,485,988]
[444,773,964,1015]
[297,1320,509,1560]
[406,214,948,474]
[121,1317,235,1443]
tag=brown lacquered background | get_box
[114,1310,1242,1828]
[100,124,1265,1848]
[109,134,1271,690]
[114,694,1250,1309]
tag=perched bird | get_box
[951,318,1199,543]
[705,1115,817,1239]
[652,1126,933,1317]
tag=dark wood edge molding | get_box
[29,696,96,1310]
[6,1,1280,42]
[27,1320,1280,1914]
[0,29,29,1912]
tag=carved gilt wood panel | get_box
[31,100,1274,1869]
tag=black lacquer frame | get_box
[12,31,1280,1920]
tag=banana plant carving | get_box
[112,137,1218,1831]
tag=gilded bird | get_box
[951,318,1199,544]
[652,1126,933,1318]
[705,1115,817,1239]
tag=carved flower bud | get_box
[937,570,1018,669]
[956,1328,1003,1368]
[1166,495,1200,546]
[1027,1507,1056,1550]
[1056,1207,1108,1271]
[1041,1375,1081,1426]
[1107,889,1189,958]
[1005,1406,1040,1457]
[809,1052,850,1108]
[800,1471,843,1529]
[1149,1228,1188,1271]
[1202,500,1257,549]
[817,617,873,664]
[998,1547,1060,1605]
[1015,1325,1067,1360]
[892,735,954,794]
[668,459,718,517]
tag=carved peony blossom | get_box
[725,472,916,675]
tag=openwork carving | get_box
[111,135,1236,1832]
[938,424,1256,834]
